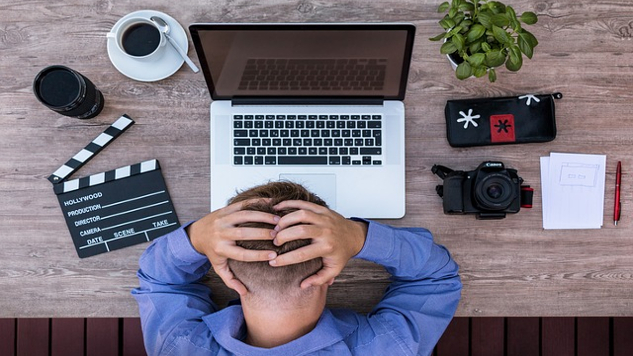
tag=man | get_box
[133,182,462,355]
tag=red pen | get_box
[614,161,622,226]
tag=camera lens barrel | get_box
[474,173,517,210]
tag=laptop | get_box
[189,23,415,218]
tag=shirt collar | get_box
[203,305,355,355]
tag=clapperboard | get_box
[49,115,180,258]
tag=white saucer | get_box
[107,10,188,82]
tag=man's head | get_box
[227,182,327,306]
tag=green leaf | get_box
[439,18,456,30]
[520,11,538,25]
[451,33,465,51]
[456,62,473,80]
[506,52,523,71]
[477,11,493,29]
[485,49,506,67]
[506,6,517,21]
[449,7,458,18]
[458,2,475,12]
[429,32,448,41]
[492,25,513,45]
[481,42,492,52]
[488,1,506,14]
[519,29,539,47]
[467,53,486,66]
[488,68,497,82]
[438,1,450,12]
[473,65,488,78]
[491,14,510,27]
[469,40,483,54]
[466,24,486,43]
[440,41,458,54]
[518,34,534,58]
[448,26,463,36]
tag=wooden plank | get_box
[541,317,575,356]
[51,318,85,356]
[577,317,610,356]
[122,317,146,356]
[613,317,633,356]
[16,318,49,356]
[86,318,119,356]
[506,317,539,356]
[0,318,16,356]
[435,317,469,356]
[471,317,504,356]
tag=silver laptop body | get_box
[189,23,416,218]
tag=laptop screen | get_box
[189,24,416,101]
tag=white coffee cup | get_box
[107,17,166,61]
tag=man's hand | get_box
[269,200,367,289]
[187,199,279,296]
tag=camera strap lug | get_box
[431,164,455,180]
[520,185,534,208]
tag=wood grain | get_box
[1,0,633,317]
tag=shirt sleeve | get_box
[353,219,462,356]
[131,222,218,355]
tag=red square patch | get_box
[490,114,515,143]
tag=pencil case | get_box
[444,93,562,147]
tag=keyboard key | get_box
[288,147,297,155]
[278,156,327,165]
[368,121,381,128]
[255,156,264,165]
[363,130,371,137]
[244,156,253,165]
[234,115,243,120]
[245,115,254,120]
[234,147,245,155]
[299,147,307,155]
[267,147,276,155]
[245,121,253,128]
[234,129,248,137]
[373,160,382,165]
[278,147,287,155]
[234,121,243,128]
[255,115,264,120]
[362,156,372,165]
[234,139,250,146]
[309,147,317,155]
[252,138,261,146]
[257,147,266,155]
[329,147,338,155]
[365,138,375,146]
[361,148,382,155]
[352,160,361,165]
[266,115,275,120]
[342,156,351,165]
[247,147,256,155]
[351,115,360,120]
[234,156,243,165]
[262,139,271,146]
[362,115,371,120]
[265,156,276,165]
[372,115,381,120]
[319,147,328,155]
[357,121,367,128]
[329,156,341,165]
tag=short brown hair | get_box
[227,182,327,303]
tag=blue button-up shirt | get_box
[132,220,462,355]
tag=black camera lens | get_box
[475,173,516,210]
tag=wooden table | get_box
[1,0,632,318]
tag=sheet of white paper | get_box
[542,152,606,229]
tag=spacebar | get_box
[278,156,328,165]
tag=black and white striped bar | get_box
[48,114,134,184]
[54,159,158,195]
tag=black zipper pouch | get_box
[444,93,562,147]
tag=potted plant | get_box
[429,0,539,82]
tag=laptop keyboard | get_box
[232,114,383,166]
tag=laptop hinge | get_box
[231,97,385,106]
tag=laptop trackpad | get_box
[279,174,336,209]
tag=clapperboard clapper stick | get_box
[49,115,180,258]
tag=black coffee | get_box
[121,23,160,57]
[38,68,81,107]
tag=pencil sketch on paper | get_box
[559,162,599,187]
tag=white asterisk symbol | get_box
[457,109,481,129]
[518,94,540,106]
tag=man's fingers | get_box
[274,200,329,215]
[214,265,248,296]
[300,268,338,289]
[224,209,280,227]
[226,226,276,241]
[272,223,321,245]
[221,245,277,262]
[269,244,321,266]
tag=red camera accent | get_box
[490,114,516,143]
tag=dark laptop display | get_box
[189,24,415,100]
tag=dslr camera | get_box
[432,161,532,220]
